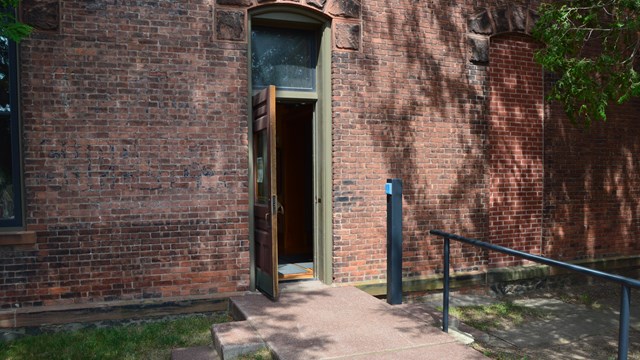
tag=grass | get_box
[471,342,530,360]
[446,301,548,332]
[238,348,273,360]
[448,301,546,360]
[558,292,603,310]
[0,313,231,360]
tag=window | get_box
[0,35,22,228]
[251,26,317,92]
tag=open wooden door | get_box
[253,85,279,300]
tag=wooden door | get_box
[253,85,278,300]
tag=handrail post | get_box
[443,236,450,332]
[618,284,630,360]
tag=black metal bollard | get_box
[619,284,630,360]
[386,178,403,305]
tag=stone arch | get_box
[249,3,333,21]
[467,5,539,63]
[214,0,361,50]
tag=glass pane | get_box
[255,128,269,204]
[0,116,14,220]
[0,37,9,112]
[252,26,316,91]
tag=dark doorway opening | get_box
[276,102,314,281]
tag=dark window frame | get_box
[0,37,23,229]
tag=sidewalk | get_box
[412,290,640,359]
[172,283,640,359]
[227,284,487,360]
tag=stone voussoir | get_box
[468,10,493,35]
[510,5,527,32]
[327,0,361,18]
[490,6,510,34]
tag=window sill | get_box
[0,231,37,246]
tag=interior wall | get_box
[276,103,314,258]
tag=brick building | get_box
[1,0,639,312]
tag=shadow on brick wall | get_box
[544,97,640,262]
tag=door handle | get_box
[265,212,270,222]
[277,201,284,215]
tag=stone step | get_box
[212,320,266,360]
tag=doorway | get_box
[249,7,333,298]
[276,102,314,281]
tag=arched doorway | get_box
[248,6,332,299]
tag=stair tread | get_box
[212,321,266,360]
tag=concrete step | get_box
[212,320,267,360]
[230,287,487,360]
[171,320,266,360]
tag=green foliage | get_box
[0,0,32,43]
[532,0,640,126]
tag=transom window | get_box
[251,26,317,92]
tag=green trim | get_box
[275,90,317,100]
[316,22,332,285]
[252,12,324,25]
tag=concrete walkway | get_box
[412,291,640,359]
[173,284,639,359]
[228,284,487,360]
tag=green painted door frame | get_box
[247,6,333,290]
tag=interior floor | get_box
[278,255,314,281]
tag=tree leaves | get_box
[532,0,640,126]
[0,0,33,43]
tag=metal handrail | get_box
[430,229,640,360]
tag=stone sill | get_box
[0,231,37,246]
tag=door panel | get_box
[252,85,278,300]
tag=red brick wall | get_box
[331,0,495,284]
[544,98,640,260]
[1,1,250,307]
[2,0,639,309]
[487,33,544,266]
